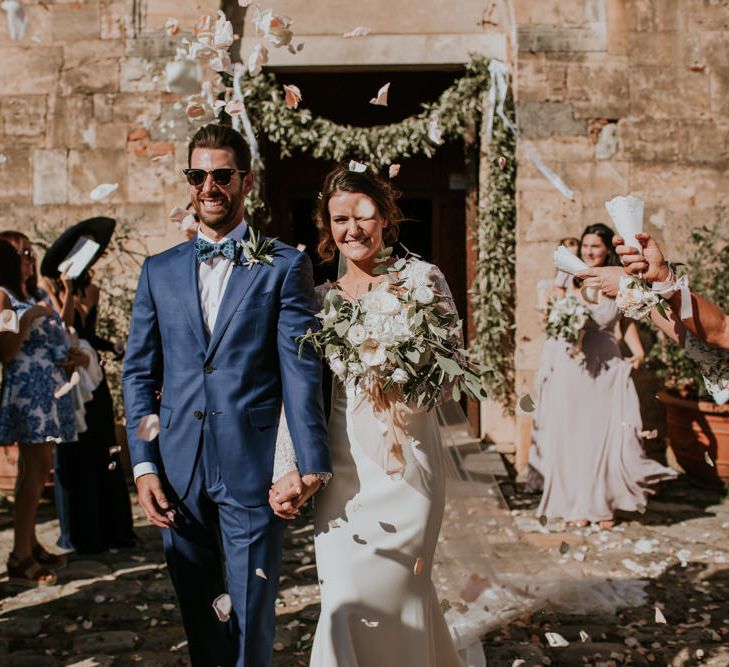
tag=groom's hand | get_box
[269,471,303,520]
[136,473,176,528]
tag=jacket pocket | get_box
[159,405,173,429]
[248,401,279,429]
[235,290,275,313]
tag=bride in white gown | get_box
[270,162,464,667]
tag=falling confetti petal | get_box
[185,101,206,119]
[225,99,245,117]
[654,606,667,624]
[361,619,379,628]
[704,450,714,467]
[165,59,203,96]
[343,26,370,38]
[89,183,119,201]
[639,429,658,439]
[283,83,302,109]
[518,393,536,413]
[369,82,390,106]
[82,619,93,630]
[413,557,425,576]
[0,309,19,333]
[108,461,117,471]
[45,435,62,444]
[0,153,6,165]
[255,568,267,580]
[388,164,400,178]
[164,18,180,36]
[238,0,251,6]
[1,1,27,41]
[498,156,507,170]
[273,642,285,651]
[212,594,232,622]
[545,632,569,648]
[54,371,80,399]
[136,414,161,442]
[460,574,492,602]
[247,43,269,76]
[579,630,590,642]
[348,160,367,173]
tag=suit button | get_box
[193,410,203,420]
[204,365,214,374]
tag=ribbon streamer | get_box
[486,60,574,200]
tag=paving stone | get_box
[73,630,139,654]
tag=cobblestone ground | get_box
[1,471,728,666]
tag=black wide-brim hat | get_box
[40,217,116,279]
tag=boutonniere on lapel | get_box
[238,227,276,270]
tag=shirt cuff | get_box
[133,461,158,481]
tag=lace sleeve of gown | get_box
[273,408,299,482]
[684,331,729,405]
[426,264,465,405]
[272,282,333,483]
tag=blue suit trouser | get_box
[161,434,284,666]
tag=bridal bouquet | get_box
[299,252,488,410]
[545,295,592,347]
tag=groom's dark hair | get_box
[188,124,251,172]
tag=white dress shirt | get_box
[132,220,248,481]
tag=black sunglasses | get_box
[183,168,246,187]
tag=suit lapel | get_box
[205,260,262,361]
[173,242,208,353]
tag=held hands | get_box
[269,470,323,520]
[613,233,670,283]
[57,346,90,374]
[136,473,177,528]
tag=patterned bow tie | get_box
[195,238,238,263]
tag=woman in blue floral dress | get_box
[0,234,79,586]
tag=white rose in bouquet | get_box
[328,355,346,378]
[402,260,434,290]
[358,338,387,367]
[360,287,400,315]
[413,285,435,305]
[391,368,409,384]
[347,323,367,346]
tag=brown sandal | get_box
[7,553,57,587]
[32,543,67,569]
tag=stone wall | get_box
[508,0,729,464]
[0,0,217,252]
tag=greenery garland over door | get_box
[238,56,517,408]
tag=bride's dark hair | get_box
[578,222,619,267]
[314,162,404,263]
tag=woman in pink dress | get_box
[529,223,676,529]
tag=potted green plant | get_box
[649,222,729,485]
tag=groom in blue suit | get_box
[123,124,330,666]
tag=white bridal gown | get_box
[274,269,464,667]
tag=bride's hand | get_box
[269,471,302,520]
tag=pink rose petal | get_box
[369,82,390,106]
[136,414,160,442]
[343,26,370,38]
[388,164,400,178]
[283,84,302,109]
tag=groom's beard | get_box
[194,189,244,231]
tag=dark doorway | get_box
[263,68,471,328]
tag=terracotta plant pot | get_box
[657,390,729,485]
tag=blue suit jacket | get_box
[122,233,331,506]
